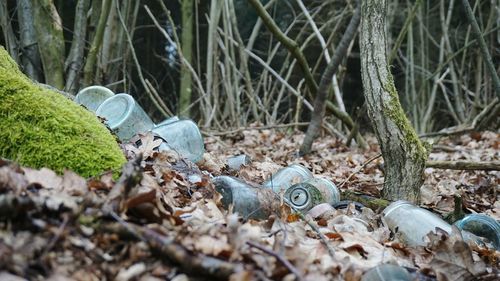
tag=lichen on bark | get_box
[383,74,428,162]
[0,47,126,178]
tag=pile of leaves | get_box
[0,129,498,280]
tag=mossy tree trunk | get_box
[32,0,65,89]
[360,0,429,203]
[179,0,194,117]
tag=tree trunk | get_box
[32,0,65,89]
[0,1,19,65]
[179,0,194,116]
[360,0,428,203]
[64,0,91,93]
[83,0,112,86]
[17,0,43,81]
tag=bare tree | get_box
[360,0,429,203]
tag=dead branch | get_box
[103,154,143,214]
[426,160,500,171]
[301,0,363,155]
[109,213,240,280]
[246,241,304,281]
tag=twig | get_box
[244,49,313,111]
[116,3,169,117]
[246,241,304,281]
[339,153,382,189]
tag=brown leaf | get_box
[23,167,63,190]
[427,227,487,281]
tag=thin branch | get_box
[301,0,362,155]
[247,0,318,96]
[116,2,169,117]
[246,241,304,281]
[339,153,382,189]
[461,0,500,96]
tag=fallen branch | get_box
[109,212,240,280]
[426,160,500,171]
[246,241,303,281]
[103,155,143,215]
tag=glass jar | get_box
[75,85,115,112]
[361,264,412,281]
[383,201,452,246]
[152,119,204,163]
[454,214,500,250]
[156,115,180,127]
[263,164,313,193]
[213,176,276,220]
[284,177,340,212]
[96,94,155,141]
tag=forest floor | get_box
[0,127,498,280]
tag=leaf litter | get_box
[0,129,498,280]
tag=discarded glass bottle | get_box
[226,154,251,171]
[96,93,155,141]
[361,264,412,281]
[213,176,278,220]
[75,86,115,112]
[454,214,500,250]
[383,201,452,246]
[383,201,485,247]
[152,119,204,163]
[156,115,180,127]
[263,164,313,193]
[283,177,340,212]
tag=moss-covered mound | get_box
[0,47,126,178]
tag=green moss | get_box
[382,73,428,161]
[0,47,126,178]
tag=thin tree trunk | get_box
[83,0,112,86]
[179,0,194,116]
[32,0,65,89]
[0,1,19,64]
[17,0,42,81]
[248,0,359,143]
[360,0,429,203]
[65,0,91,93]
[300,0,361,155]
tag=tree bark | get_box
[65,0,91,93]
[179,0,194,116]
[32,0,65,89]
[360,0,428,203]
[83,0,112,86]
[0,1,19,64]
[17,0,43,81]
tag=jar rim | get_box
[382,200,413,217]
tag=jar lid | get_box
[96,94,135,129]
